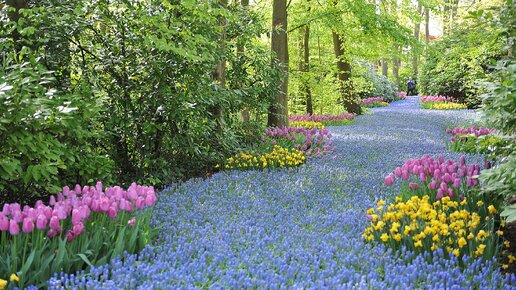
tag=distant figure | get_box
[407,78,417,96]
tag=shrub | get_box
[357,72,398,102]
[0,53,113,204]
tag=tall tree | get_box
[239,0,251,122]
[381,57,388,77]
[6,0,28,50]
[425,6,430,49]
[332,31,361,114]
[392,44,400,87]
[301,3,313,114]
[211,0,228,132]
[269,0,289,127]
[412,2,423,77]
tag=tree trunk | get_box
[425,7,430,49]
[450,0,459,32]
[393,44,400,87]
[268,0,289,127]
[381,57,388,77]
[6,0,29,50]
[211,0,228,132]
[239,0,250,122]
[443,0,450,36]
[412,3,422,78]
[303,25,313,114]
[332,31,361,115]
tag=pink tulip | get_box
[9,220,19,235]
[36,214,48,230]
[419,172,426,182]
[22,218,34,233]
[66,230,75,242]
[135,197,145,210]
[145,193,157,207]
[73,222,84,236]
[127,218,136,227]
[428,180,437,190]
[453,178,461,188]
[49,216,60,231]
[107,207,117,218]
[401,170,409,181]
[409,183,419,191]
[72,208,81,224]
[437,189,445,199]
[47,229,57,239]
[0,215,8,231]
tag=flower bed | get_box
[364,155,501,262]
[289,120,325,130]
[395,91,407,100]
[288,113,355,126]
[0,183,157,289]
[361,97,389,108]
[446,126,500,154]
[223,145,305,170]
[420,96,467,110]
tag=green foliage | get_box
[0,52,113,203]
[356,71,398,102]
[419,15,504,108]
[478,0,516,224]
[0,0,279,202]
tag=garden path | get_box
[50,97,513,289]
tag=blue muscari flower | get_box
[45,97,515,289]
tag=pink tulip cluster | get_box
[420,96,456,103]
[384,155,481,200]
[263,127,336,157]
[0,182,157,242]
[288,113,355,123]
[446,126,495,142]
[361,97,385,105]
[396,92,407,99]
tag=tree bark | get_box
[412,3,422,78]
[381,57,388,77]
[450,0,459,32]
[268,0,289,127]
[211,0,228,132]
[443,0,450,36]
[6,0,29,50]
[332,31,361,115]
[425,7,430,49]
[239,0,250,122]
[302,25,313,114]
[392,44,400,87]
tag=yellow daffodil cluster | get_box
[362,196,498,259]
[0,274,19,290]
[426,102,467,110]
[289,121,325,129]
[224,145,305,170]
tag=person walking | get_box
[407,77,417,96]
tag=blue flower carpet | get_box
[48,97,516,289]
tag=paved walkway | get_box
[49,97,513,289]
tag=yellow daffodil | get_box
[488,205,497,214]
[0,279,7,290]
[380,233,389,242]
[458,237,467,248]
[414,240,423,248]
[9,274,18,282]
